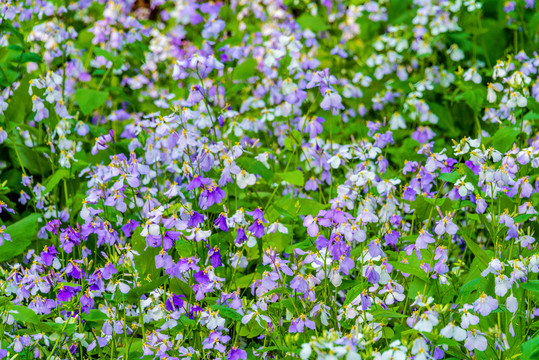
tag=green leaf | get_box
[232,57,257,81]
[236,157,273,182]
[127,276,168,302]
[458,277,481,302]
[392,261,428,282]
[176,238,194,257]
[295,198,328,216]
[82,309,109,322]
[514,213,535,223]
[522,280,539,295]
[210,305,243,322]
[455,88,484,114]
[438,171,460,184]
[492,127,519,153]
[4,75,32,126]
[283,137,294,151]
[0,213,41,262]
[93,48,124,69]
[276,170,304,186]
[524,112,539,121]
[19,52,43,64]
[8,145,52,175]
[522,336,539,360]
[460,232,489,267]
[75,88,109,115]
[370,309,407,319]
[235,273,260,288]
[9,305,39,324]
[131,229,161,280]
[263,231,291,252]
[43,169,70,195]
[296,14,328,32]
[344,283,364,306]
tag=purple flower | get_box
[214,213,229,231]
[199,184,226,209]
[416,229,435,249]
[320,89,344,115]
[473,293,498,316]
[289,314,316,333]
[165,294,185,311]
[202,331,230,353]
[0,225,11,246]
[247,208,267,223]
[57,285,79,302]
[227,346,247,360]
[434,213,458,236]
[91,130,114,155]
[208,246,222,267]
[303,215,319,237]
[464,329,488,352]
[248,220,265,238]
[187,175,211,190]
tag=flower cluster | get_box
[0,0,538,360]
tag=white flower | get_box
[300,343,312,359]
[380,341,407,360]
[465,329,488,352]
[267,222,288,234]
[411,337,429,360]
[447,44,464,61]
[237,170,256,189]
[456,175,474,197]
[506,293,518,313]
[413,311,439,333]
[440,322,467,341]
[463,67,481,84]
[487,83,503,103]
[494,274,512,296]
[390,112,406,130]
[141,220,160,237]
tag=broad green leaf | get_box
[522,336,539,360]
[392,261,428,282]
[75,88,109,115]
[522,280,539,295]
[232,57,257,81]
[0,213,41,262]
[4,75,32,126]
[210,305,242,322]
[127,276,168,302]
[460,232,489,267]
[296,14,328,32]
[492,127,519,153]
[20,52,43,64]
[82,309,109,322]
[458,277,480,302]
[344,283,364,306]
[438,171,460,184]
[370,309,407,319]
[10,305,39,324]
[235,273,260,288]
[514,213,535,223]
[524,112,539,120]
[236,157,273,182]
[276,170,304,186]
[131,229,161,280]
[43,169,70,195]
[263,231,291,252]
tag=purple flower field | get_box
[0,0,538,359]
